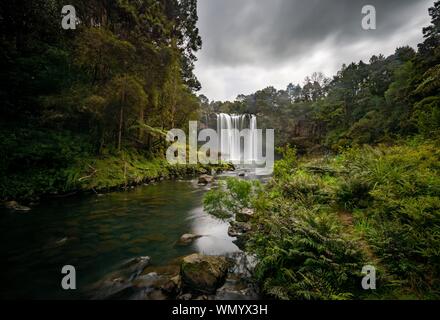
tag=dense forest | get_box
[0,0,214,200]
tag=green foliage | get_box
[246,167,366,299]
[273,145,298,178]
[203,178,262,220]
[216,141,440,300]
[0,128,93,199]
[411,64,440,138]
[203,188,232,219]
[250,207,365,300]
[339,143,440,296]
[66,153,233,194]
[336,176,371,210]
[0,0,207,199]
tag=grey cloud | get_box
[195,0,433,100]
[198,0,429,66]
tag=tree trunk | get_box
[118,80,126,151]
[118,104,123,151]
[138,107,145,140]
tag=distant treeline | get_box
[201,1,440,151]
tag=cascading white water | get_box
[217,113,259,165]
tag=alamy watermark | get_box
[61,265,76,290]
[361,265,376,290]
[362,5,376,30]
[61,5,77,30]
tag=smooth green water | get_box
[0,179,239,299]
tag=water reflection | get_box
[0,179,238,299]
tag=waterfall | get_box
[217,113,259,165]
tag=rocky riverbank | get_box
[87,194,259,300]
[89,252,259,300]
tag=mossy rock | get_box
[180,254,230,294]
[198,175,214,184]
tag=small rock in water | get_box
[198,174,214,185]
[104,285,138,300]
[177,293,192,300]
[215,279,259,300]
[199,168,209,174]
[145,289,168,300]
[141,272,158,278]
[89,275,132,300]
[55,237,68,245]
[177,233,202,246]
[133,272,162,289]
[215,252,259,300]
[228,221,252,237]
[238,172,246,177]
[4,201,31,212]
[120,256,151,278]
[236,208,254,222]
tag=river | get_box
[0,177,243,299]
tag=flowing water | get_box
[0,179,240,299]
[217,113,259,164]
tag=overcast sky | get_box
[194,0,433,101]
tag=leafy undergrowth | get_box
[204,178,263,219]
[69,151,233,193]
[339,142,440,299]
[203,141,440,299]
[0,128,233,200]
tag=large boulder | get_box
[180,254,230,294]
[235,208,254,222]
[198,175,214,185]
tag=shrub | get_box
[249,203,366,300]
[336,176,372,210]
[203,178,262,220]
[341,143,440,296]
